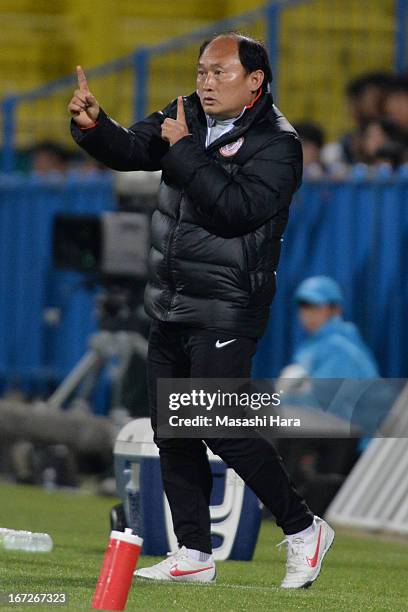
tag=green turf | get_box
[0,482,407,611]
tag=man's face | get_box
[298,304,340,334]
[348,86,383,126]
[196,37,264,120]
[301,140,321,166]
[32,151,66,175]
[384,92,408,129]
[361,122,388,159]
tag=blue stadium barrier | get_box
[0,176,407,406]
[253,176,408,379]
[0,174,114,396]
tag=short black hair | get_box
[198,32,273,85]
[387,75,408,95]
[346,72,393,99]
[32,140,69,162]
[293,122,325,148]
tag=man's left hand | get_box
[161,96,190,146]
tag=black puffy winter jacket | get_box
[71,89,302,339]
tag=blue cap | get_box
[295,276,343,305]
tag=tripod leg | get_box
[47,350,103,410]
[77,356,107,403]
[111,333,148,410]
[111,350,133,410]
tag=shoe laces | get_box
[276,537,305,573]
[161,546,190,567]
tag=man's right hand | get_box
[68,66,100,128]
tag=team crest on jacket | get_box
[219,137,244,157]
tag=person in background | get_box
[371,142,405,171]
[321,72,393,167]
[346,73,391,128]
[384,76,408,132]
[276,276,380,515]
[30,141,69,177]
[293,122,325,178]
[360,118,401,160]
[359,118,406,170]
[291,276,378,379]
[71,152,110,176]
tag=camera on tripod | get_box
[52,211,150,331]
[53,211,150,280]
[47,174,160,413]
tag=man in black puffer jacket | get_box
[69,32,334,589]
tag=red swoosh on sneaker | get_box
[170,565,213,577]
[306,525,322,568]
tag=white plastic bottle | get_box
[0,528,53,552]
[124,467,142,536]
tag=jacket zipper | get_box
[165,193,182,318]
[163,123,255,318]
[241,237,252,294]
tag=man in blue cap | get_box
[276,276,380,514]
[293,276,378,379]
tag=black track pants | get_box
[148,321,313,554]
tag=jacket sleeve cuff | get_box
[161,136,209,185]
[79,120,99,130]
[70,108,109,144]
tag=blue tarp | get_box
[1,175,407,404]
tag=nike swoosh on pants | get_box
[215,339,237,348]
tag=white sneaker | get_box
[134,546,216,583]
[278,516,335,589]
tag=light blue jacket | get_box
[293,316,379,378]
[289,317,389,434]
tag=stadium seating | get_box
[0,0,398,150]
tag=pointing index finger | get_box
[76,65,89,92]
[177,96,186,123]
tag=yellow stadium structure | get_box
[0,0,398,151]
